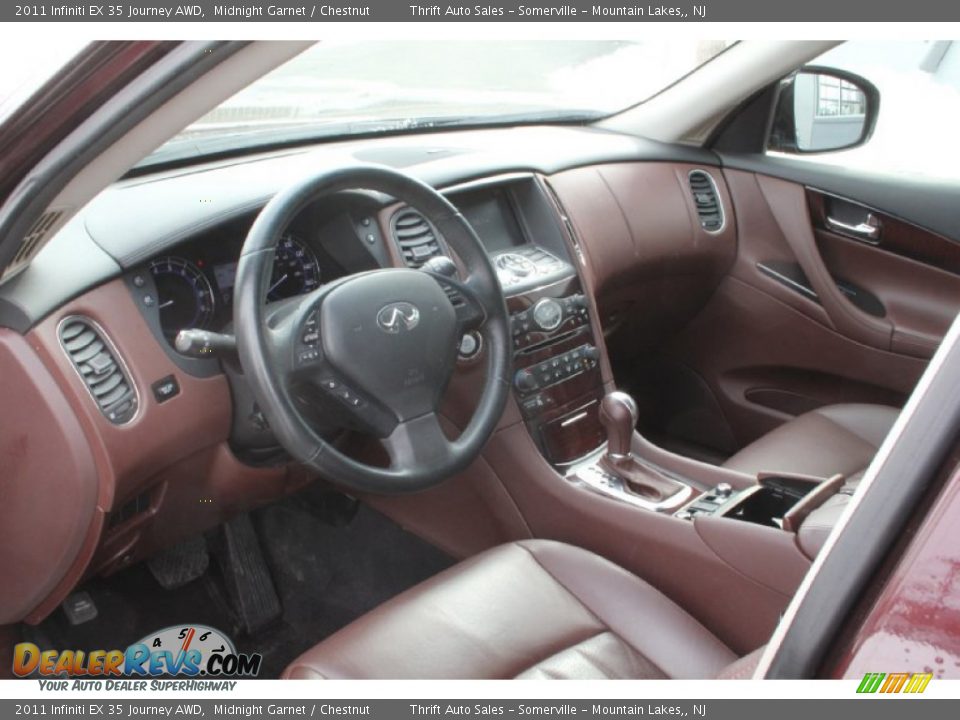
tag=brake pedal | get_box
[209,514,281,634]
[147,534,210,590]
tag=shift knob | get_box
[599,391,638,458]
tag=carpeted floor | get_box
[27,488,454,679]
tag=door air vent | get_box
[688,170,724,233]
[390,209,444,268]
[59,317,138,425]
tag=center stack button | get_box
[514,369,538,393]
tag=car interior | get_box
[2,39,959,679]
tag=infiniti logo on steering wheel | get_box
[376,302,420,333]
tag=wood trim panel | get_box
[807,187,960,276]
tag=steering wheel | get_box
[234,165,512,494]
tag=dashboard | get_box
[0,125,737,627]
[130,175,579,354]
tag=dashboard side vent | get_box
[688,170,724,233]
[59,317,138,425]
[390,209,444,267]
[1,208,66,281]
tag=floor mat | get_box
[251,490,454,677]
[27,490,454,679]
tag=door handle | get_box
[825,213,881,244]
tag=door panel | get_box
[755,174,896,352]
[807,190,960,358]
[719,154,960,242]
[816,231,959,355]
[665,275,925,451]
[659,167,946,452]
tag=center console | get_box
[444,176,848,567]
[391,171,851,565]
[441,176,610,466]
[373,170,844,655]
[507,287,606,464]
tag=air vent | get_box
[391,209,444,267]
[688,170,724,233]
[59,317,138,425]
[1,208,66,281]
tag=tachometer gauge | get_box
[267,234,322,301]
[148,256,216,339]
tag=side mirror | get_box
[768,66,879,154]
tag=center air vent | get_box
[391,209,444,267]
[688,170,724,233]
[59,317,138,425]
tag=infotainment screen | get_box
[454,187,526,253]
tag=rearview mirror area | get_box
[768,66,880,154]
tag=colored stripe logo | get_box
[857,672,932,694]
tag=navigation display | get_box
[454,187,526,253]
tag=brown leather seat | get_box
[723,403,898,481]
[283,539,753,679]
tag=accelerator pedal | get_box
[147,534,209,590]
[209,514,281,634]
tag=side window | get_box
[768,40,960,182]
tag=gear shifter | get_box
[598,391,639,458]
[597,391,685,502]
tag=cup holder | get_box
[723,476,818,529]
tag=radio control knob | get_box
[514,369,538,393]
[531,298,563,332]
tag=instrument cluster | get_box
[144,223,340,342]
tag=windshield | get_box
[139,39,735,168]
[0,38,88,125]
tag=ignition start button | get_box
[459,331,481,359]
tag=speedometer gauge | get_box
[267,234,321,301]
[148,256,216,339]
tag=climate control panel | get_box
[514,344,600,395]
[507,285,606,464]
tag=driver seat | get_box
[282,540,763,679]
